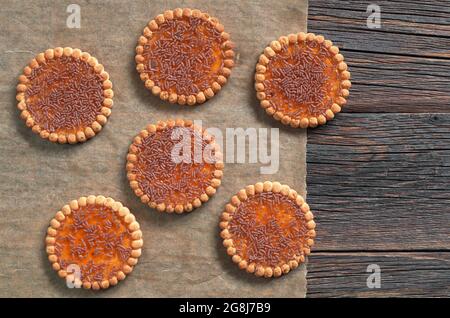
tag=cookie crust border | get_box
[255,32,352,128]
[45,195,143,290]
[126,119,224,213]
[16,47,114,144]
[135,8,235,105]
[220,181,316,278]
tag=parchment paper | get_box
[0,0,308,297]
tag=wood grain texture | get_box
[307,252,450,297]
[309,0,450,57]
[306,0,450,298]
[338,51,450,113]
[307,113,450,251]
[308,0,450,113]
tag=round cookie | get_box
[255,33,351,128]
[135,8,234,105]
[45,195,142,290]
[220,182,315,278]
[127,119,223,213]
[17,47,113,143]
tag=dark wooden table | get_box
[306,0,450,297]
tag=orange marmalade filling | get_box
[24,56,104,134]
[264,40,343,118]
[132,126,216,206]
[229,192,308,267]
[54,205,132,283]
[142,16,224,95]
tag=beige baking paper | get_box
[0,0,308,297]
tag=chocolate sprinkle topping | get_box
[142,16,224,95]
[264,41,342,118]
[132,126,217,206]
[54,205,132,283]
[25,55,104,133]
[229,192,308,267]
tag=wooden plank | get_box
[306,0,450,298]
[308,0,450,58]
[311,1,450,37]
[306,113,450,250]
[307,252,450,297]
[308,0,450,113]
[338,51,450,113]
